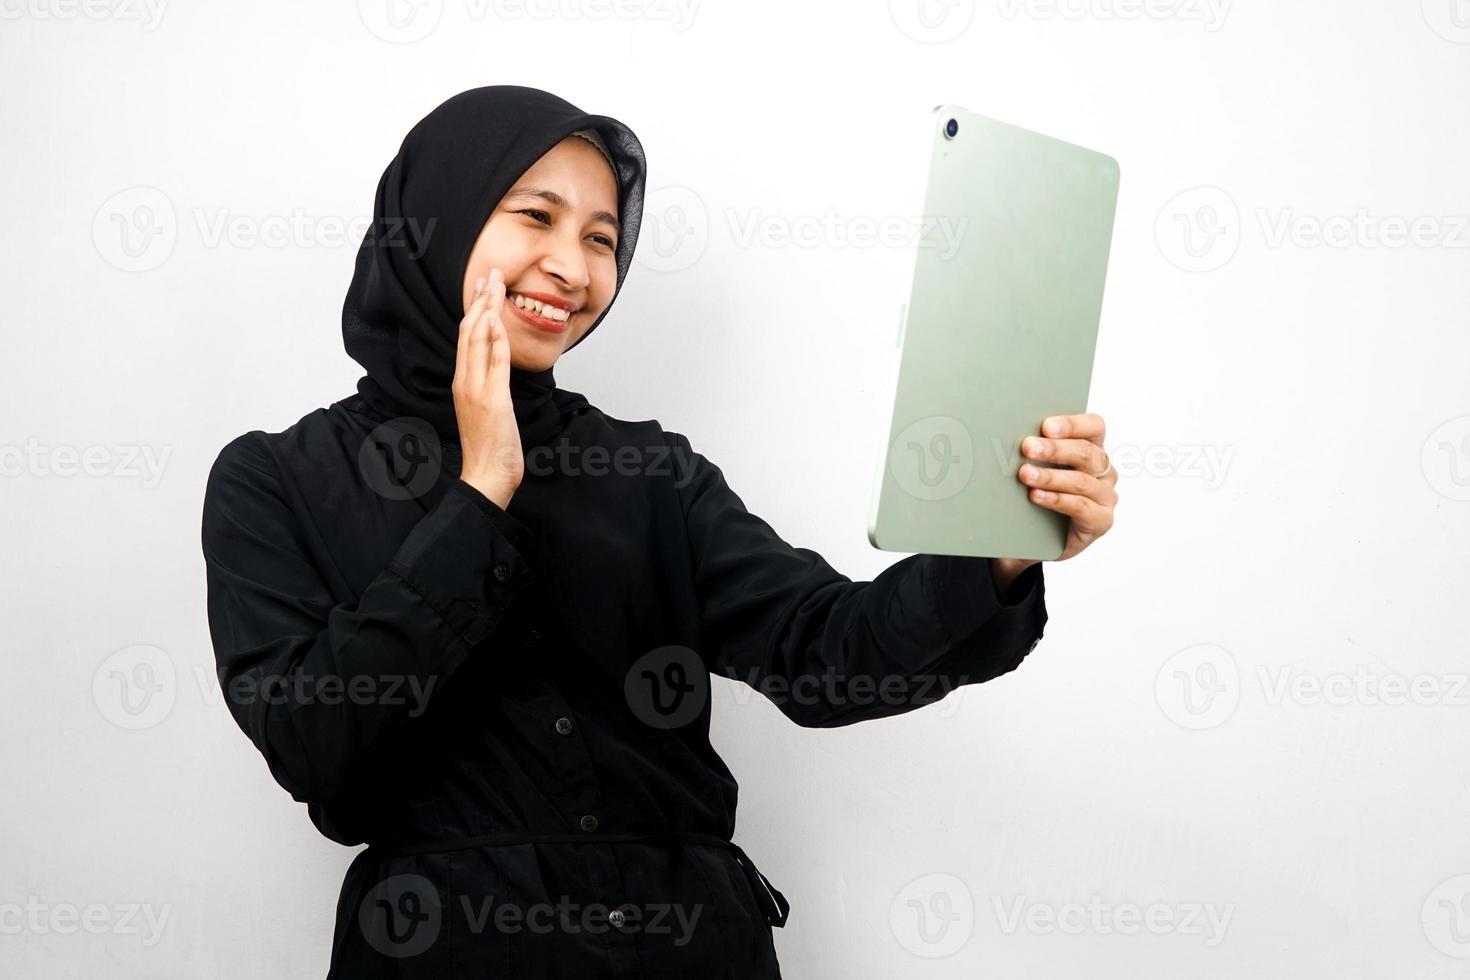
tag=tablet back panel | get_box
[868,106,1120,560]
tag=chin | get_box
[509,336,563,373]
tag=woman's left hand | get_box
[1016,412,1118,562]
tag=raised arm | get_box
[668,431,1048,728]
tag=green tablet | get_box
[868,105,1120,561]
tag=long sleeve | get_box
[201,432,536,804]
[668,431,1048,728]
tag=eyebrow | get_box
[505,186,620,235]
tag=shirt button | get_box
[554,716,573,735]
[608,908,626,928]
[579,814,598,832]
[492,562,510,583]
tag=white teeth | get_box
[511,293,571,322]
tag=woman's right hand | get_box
[453,268,523,510]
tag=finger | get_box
[467,269,503,387]
[1022,436,1109,476]
[1041,413,1106,445]
[1027,488,1113,536]
[456,275,489,388]
[1018,462,1117,506]
[486,274,511,386]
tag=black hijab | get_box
[341,85,647,448]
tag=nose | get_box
[538,224,591,294]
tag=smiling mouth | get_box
[507,291,577,324]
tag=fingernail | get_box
[1019,464,1036,481]
[1023,437,1045,458]
[1045,418,1065,436]
[475,276,485,290]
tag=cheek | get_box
[591,256,619,306]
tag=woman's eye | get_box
[517,210,614,249]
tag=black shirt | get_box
[201,386,1047,979]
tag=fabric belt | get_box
[361,830,790,928]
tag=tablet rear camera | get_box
[944,118,959,139]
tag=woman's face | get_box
[461,135,621,371]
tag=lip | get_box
[509,289,579,313]
[507,295,571,333]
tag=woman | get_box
[201,85,1117,979]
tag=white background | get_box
[3,0,1469,976]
